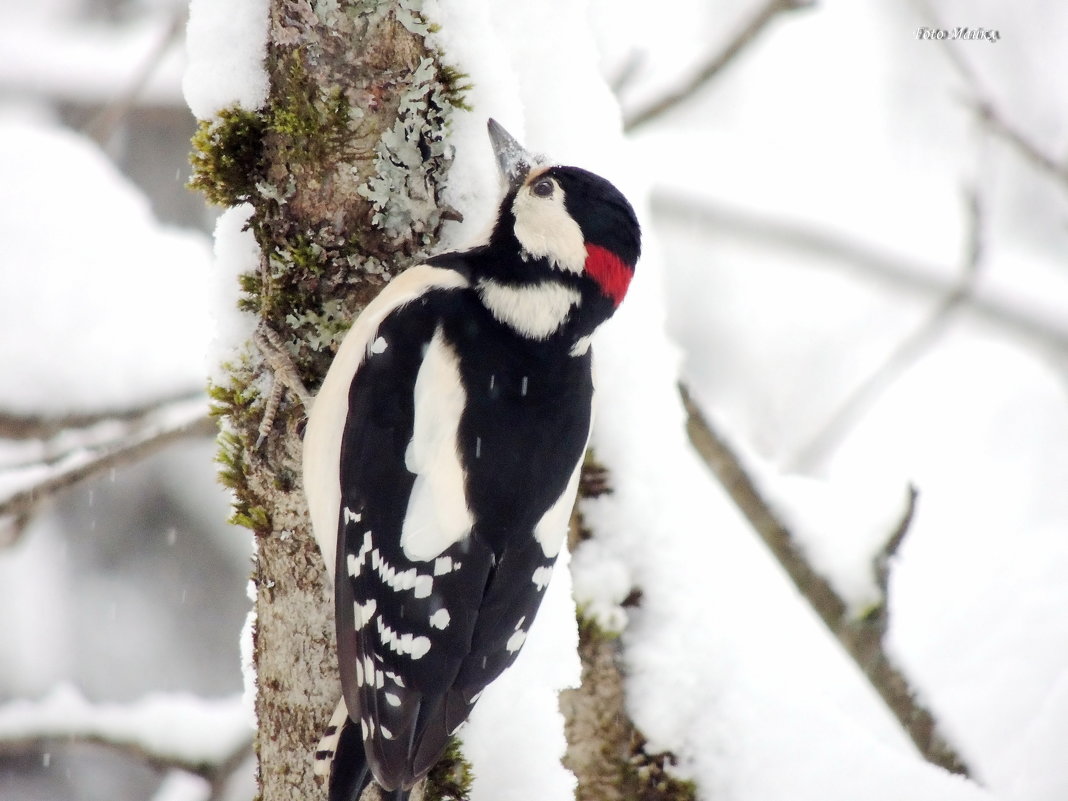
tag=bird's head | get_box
[482,119,641,335]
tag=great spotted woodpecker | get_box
[302,119,641,800]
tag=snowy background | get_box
[2,1,1067,800]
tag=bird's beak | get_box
[487,119,538,193]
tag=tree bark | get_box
[196,3,463,799]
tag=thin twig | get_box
[971,99,1068,190]
[0,397,214,527]
[788,186,985,473]
[623,0,813,131]
[650,190,1068,356]
[680,385,971,776]
[875,484,918,595]
[914,0,1068,192]
[82,7,188,145]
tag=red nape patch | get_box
[584,244,633,306]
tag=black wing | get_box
[334,284,500,791]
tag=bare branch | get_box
[680,385,971,776]
[623,0,813,132]
[650,190,1068,356]
[0,396,214,530]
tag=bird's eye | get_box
[531,178,554,198]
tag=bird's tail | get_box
[316,698,411,801]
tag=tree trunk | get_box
[197,3,463,799]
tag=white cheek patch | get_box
[512,179,586,274]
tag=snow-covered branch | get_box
[0,395,214,541]
[623,0,813,131]
[680,386,971,777]
[0,393,204,441]
[0,684,252,783]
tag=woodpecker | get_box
[302,119,641,800]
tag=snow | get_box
[209,203,261,382]
[0,683,249,767]
[0,114,213,414]
[150,771,211,801]
[239,582,258,730]
[182,0,269,118]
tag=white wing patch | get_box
[401,329,474,562]
[352,598,377,630]
[477,279,580,340]
[302,265,470,582]
[376,616,432,659]
[532,565,553,590]
[429,608,451,630]
[533,458,584,558]
[505,629,527,653]
[346,530,374,577]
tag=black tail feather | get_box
[330,718,372,801]
[329,717,412,801]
